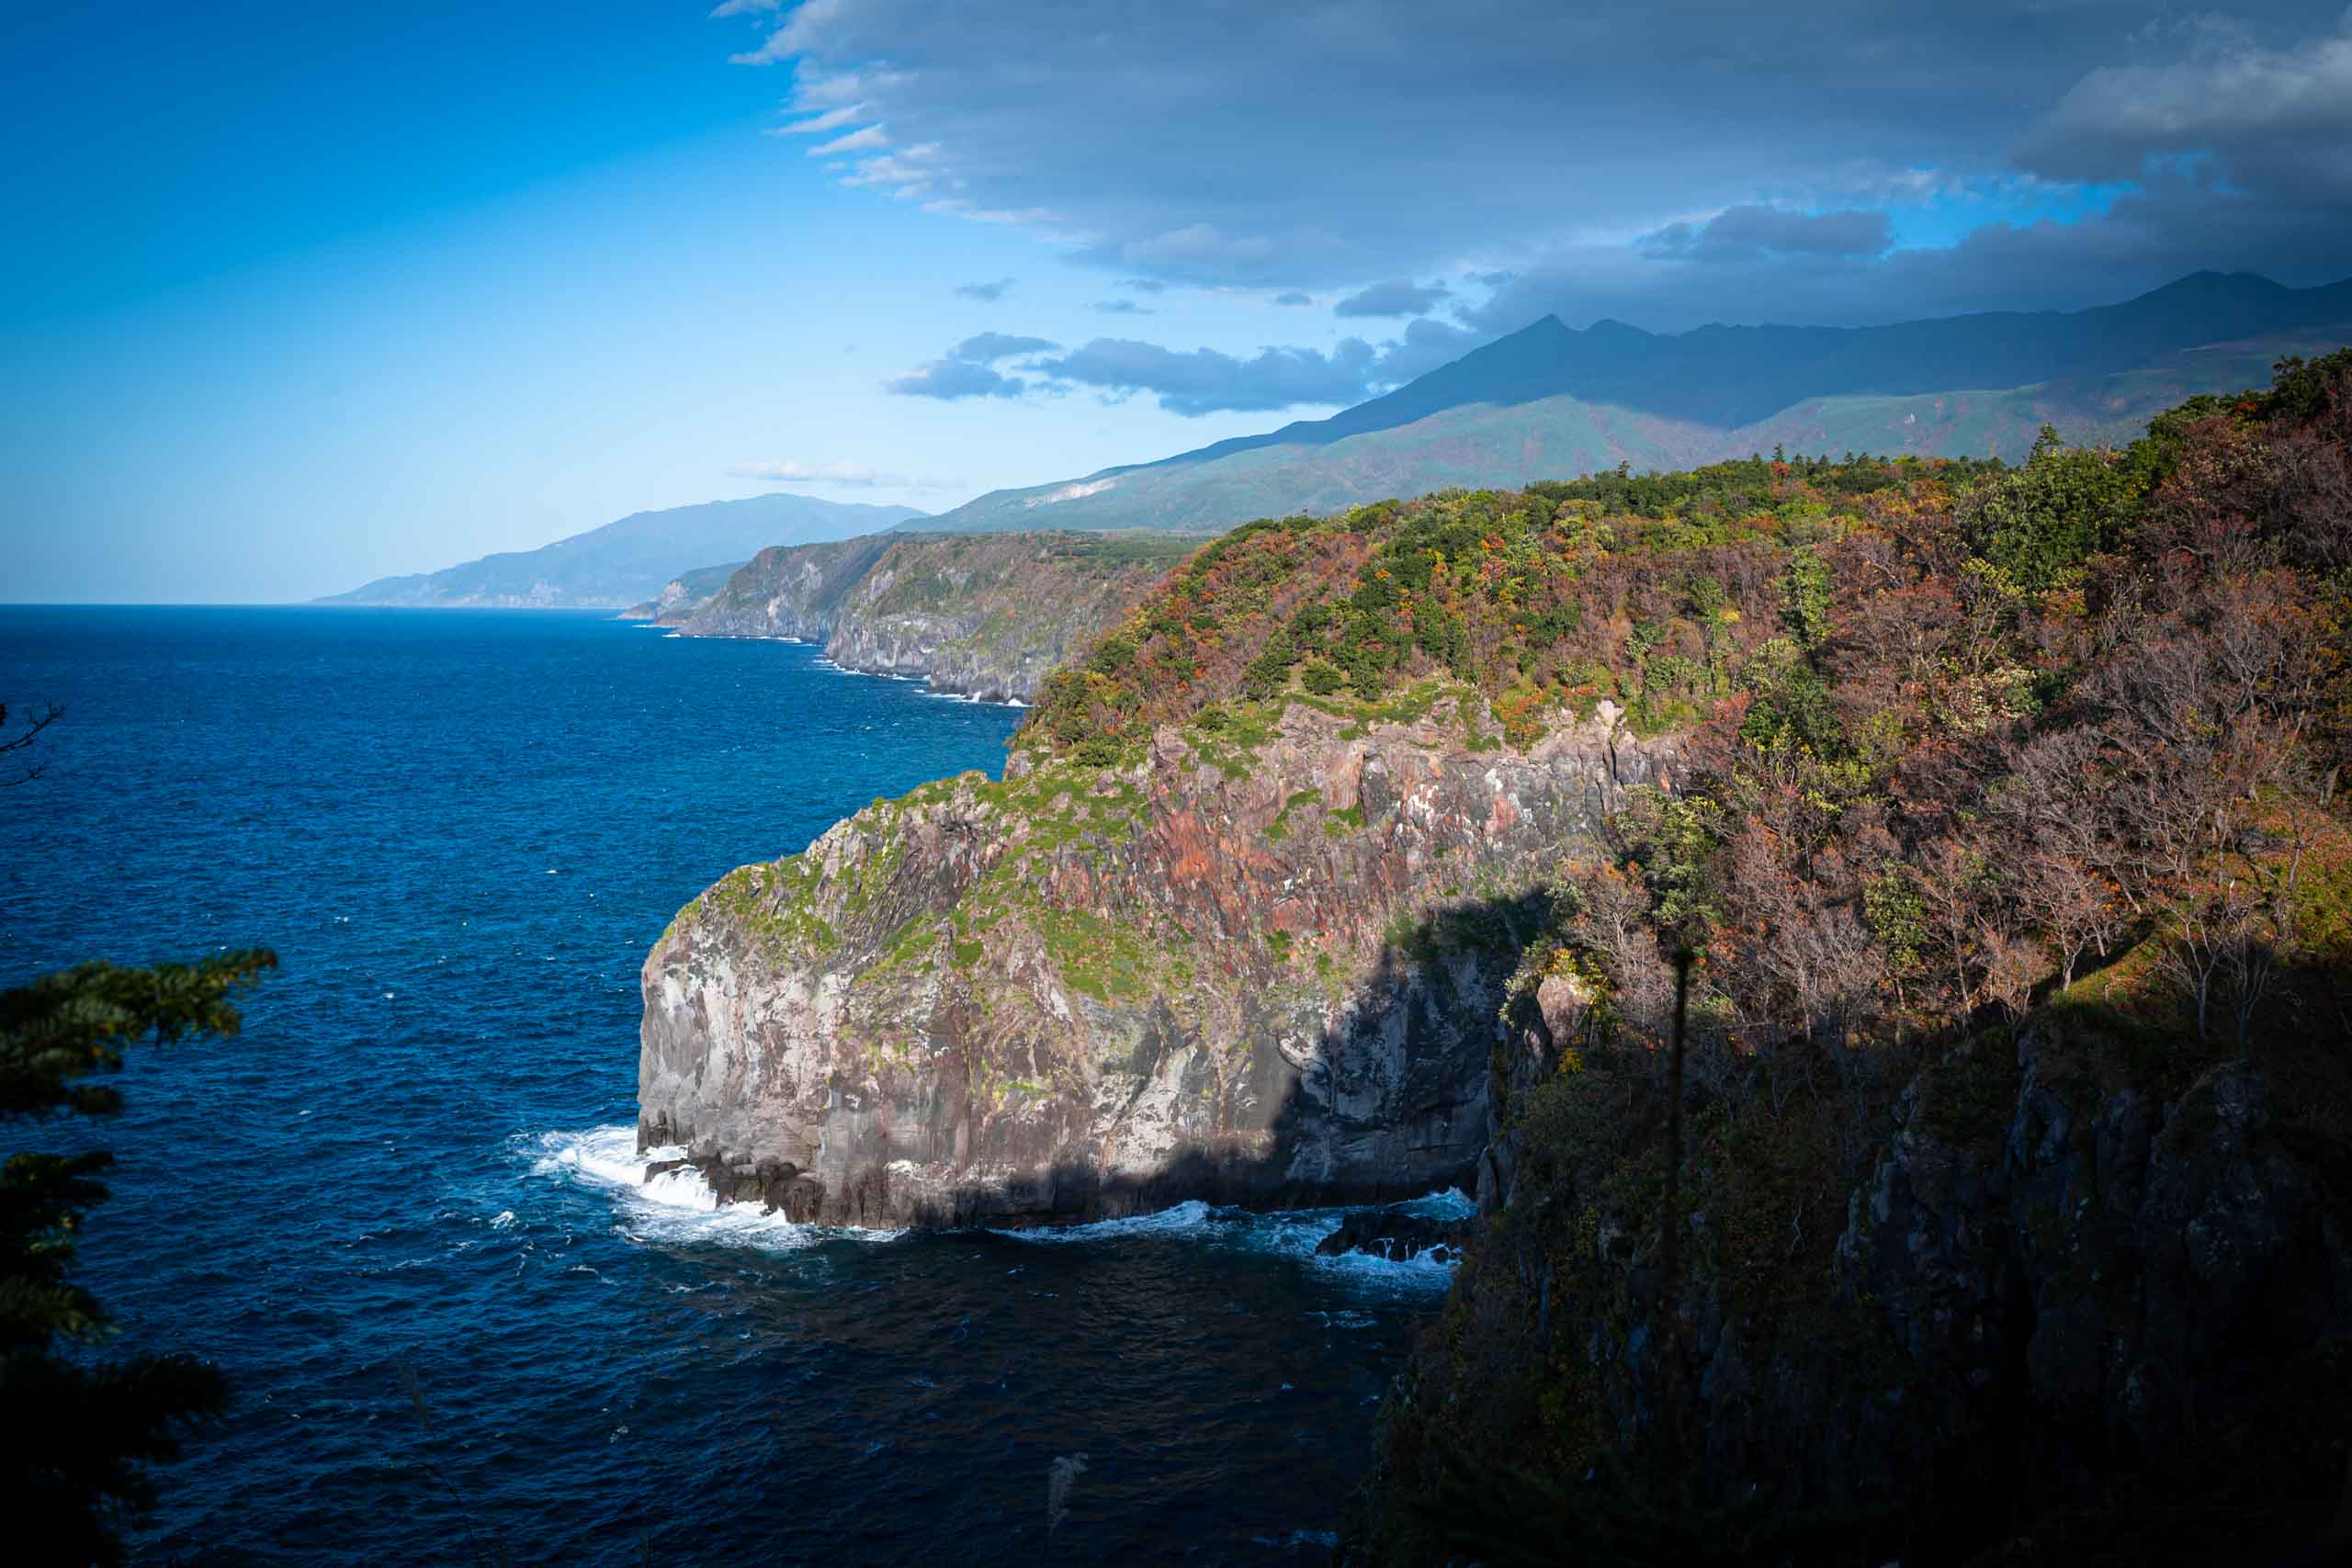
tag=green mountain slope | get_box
[908,274,2352,536]
[322,492,924,608]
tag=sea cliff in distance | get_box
[319,492,923,609]
[668,530,1202,704]
[616,560,745,623]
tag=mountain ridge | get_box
[322,492,924,608]
[906,271,2352,536]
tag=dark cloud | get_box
[2013,9,2352,206]
[885,357,1028,400]
[953,332,1059,361]
[1032,338,1378,415]
[1638,206,1892,263]
[953,277,1016,301]
[1091,299,1156,315]
[1374,318,1483,384]
[724,1,2349,325]
[1023,316,1487,415]
[1333,278,1452,317]
[1272,290,1313,307]
[1120,277,1169,294]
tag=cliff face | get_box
[673,531,1194,702]
[674,535,897,641]
[639,689,1677,1226]
[616,559,748,623]
[821,533,1196,704]
[1341,1006,2352,1563]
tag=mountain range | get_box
[909,271,2352,535]
[321,493,924,608]
[324,272,2352,598]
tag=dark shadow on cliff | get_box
[1335,948,2352,1568]
[899,885,1561,1232]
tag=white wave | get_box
[1003,1198,1216,1244]
[1396,1186,1476,1221]
[528,1126,903,1252]
[1000,1190,1464,1286]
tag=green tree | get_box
[1960,425,2143,591]
[1778,544,1833,653]
[0,951,273,1562]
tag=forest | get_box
[1021,354,2352,1563]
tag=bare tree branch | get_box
[0,700,65,787]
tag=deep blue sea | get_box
[0,607,1457,1565]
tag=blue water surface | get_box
[0,608,1453,1565]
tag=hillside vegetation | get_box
[997,354,2352,1563]
[1324,355,2352,1562]
[1023,447,2005,761]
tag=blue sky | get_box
[6,1,2348,602]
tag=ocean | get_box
[0,607,1457,1564]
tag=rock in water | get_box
[639,692,1674,1227]
[1314,1203,1475,1263]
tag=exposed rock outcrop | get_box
[616,559,749,624]
[673,531,1196,702]
[639,691,1676,1227]
[673,534,898,642]
[1315,1201,1475,1263]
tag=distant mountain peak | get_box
[907,268,2350,541]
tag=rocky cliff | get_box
[820,532,1199,704]
[639,687,1676,1225]
[673,534,897,641]
[616,559,746,623]
[673,531,1196,702]
[640,379,2352,1555]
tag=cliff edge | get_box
[640,687,1673,1225]
[673,531,1197,703]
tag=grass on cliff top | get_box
[1019,453,1994,763]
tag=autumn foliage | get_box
[1022,451,2002,760]
[1341,354,2352,1567]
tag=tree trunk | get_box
[1657,951,1692,1472]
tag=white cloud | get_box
[729,459,959,489]
[766,102,868,138]
[808,123,888,157]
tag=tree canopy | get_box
[0,950,273,1564]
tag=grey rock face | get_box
[675,536,897,642]
[639,697,1678,1227]
[673,532,1182,702]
